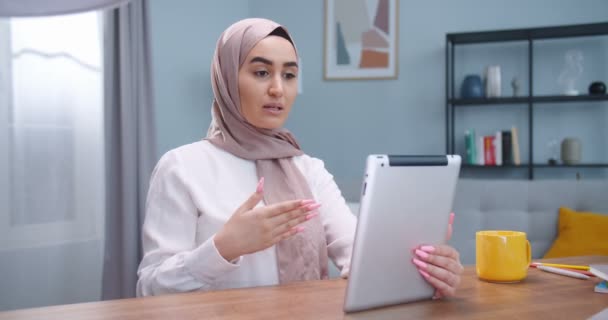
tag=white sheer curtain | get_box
[0,12,105,311]
[0,0,130,17]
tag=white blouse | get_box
[136,140,357,296]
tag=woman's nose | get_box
[268,76,284,97]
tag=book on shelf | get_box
[483,136,496,165]
[464,129,476,164]
[501,130,512,165]
[476,135,485,165]
[495,131,502,166]
[463,126,520,166]
[511,126,521,165]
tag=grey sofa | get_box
[339,178,608,274]
[449,179,608,264]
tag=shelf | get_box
[533,164,608,168]
[463,164,528,168]
[446,22,608,180]
[533,95,608,103]
[463,164,608,168]
[449,95,608,106]
[450,97,528,106]
[447,22,608,44]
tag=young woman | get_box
[136,18,463,298]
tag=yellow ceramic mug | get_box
[476,230,531,283]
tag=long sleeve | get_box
[136,151,241,297]
[307,157,358,278]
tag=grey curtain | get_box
[102,0,156,300]
[0,0,131,17]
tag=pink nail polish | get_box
[418,269,431,278]
[301,199,315,205]
[420,245,435,253]
[449,212,455,224]
[306,213,318,220]
[413,258,428,269]
[256,177,264,194]
[306,203,322,211]
[291,226,304,232]
[415,249,429,259]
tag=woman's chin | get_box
[250,119,287,130]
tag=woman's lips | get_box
[263,103,284,115]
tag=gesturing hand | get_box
[214,178,321,262]
[412,212,464,299]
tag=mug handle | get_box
[526,240,532,265]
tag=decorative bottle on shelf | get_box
[484,65,501,98]
[561,137,582,165]
[546,139,559,165]
[557,49,583,96]
[461,75,484,99]
[511,77,520,97]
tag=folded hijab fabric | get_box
[206,18,329,283]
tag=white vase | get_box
[485,65,502,98]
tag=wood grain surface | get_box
[1,256,606,320]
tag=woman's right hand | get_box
[214,177,320,262]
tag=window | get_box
[0,12,104,251]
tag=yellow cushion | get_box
[543,207,608,258]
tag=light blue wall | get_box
[149,0,250,156]
[150,0,608,199]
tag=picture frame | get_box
[324,0,399,80]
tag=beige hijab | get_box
[206,18,328,283]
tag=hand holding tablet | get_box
[412,237,464,299]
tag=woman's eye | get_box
[254,70,269,77]
[284,72,297,79]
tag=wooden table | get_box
[1,256,607,320]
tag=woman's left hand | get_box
[412,213,464,299]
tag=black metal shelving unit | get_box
[446,22,608,179]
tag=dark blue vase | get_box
[461,75,484,99]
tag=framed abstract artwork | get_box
[324,0,398,80]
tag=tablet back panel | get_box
[343,155,461,313]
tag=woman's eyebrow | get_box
[250,56,298,68]
[284,61,298,68]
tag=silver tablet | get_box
[343,155,461,313]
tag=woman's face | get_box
[238,35,298,130]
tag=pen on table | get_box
[532,265,595,278]
[536,265,590,280]
[555,268,595,277]
[529,262,595,276]
[530,262,590,271]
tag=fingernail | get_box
[306,213,318,220]
[291,226,305,232]
[449,212,455,224]
[413,258,428,269]
[305,203,322,211]
[432,294,440,300]
[415,249,429,259]
[418,268,431,278]
[420,245,435,253]
[301,199,315,205]
[256,177,264,194]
